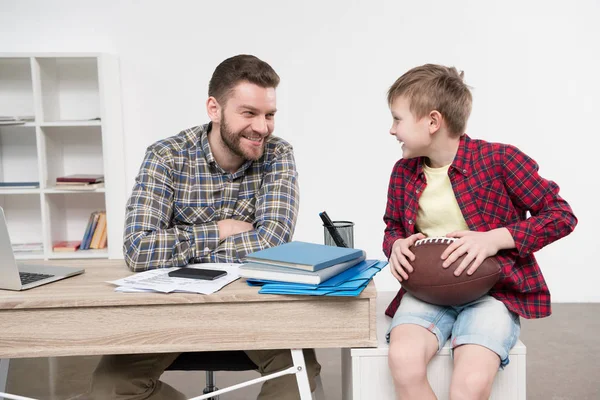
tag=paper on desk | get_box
[108,263,240,294]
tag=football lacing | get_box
[414,237,457,246]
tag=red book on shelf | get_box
[56,174,104,183]
[53,240,82,252]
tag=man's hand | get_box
[217,219,254,241]
[442,228,514,276]
[389,233,426,282]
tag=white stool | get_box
[342,291,526,400]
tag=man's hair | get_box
[387,64,472,136]
[209,54,280,105]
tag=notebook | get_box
[244,241,364,272]
[0,207,85,291]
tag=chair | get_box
[166,350,257,400]
[342,291,527,399]
[166,350,325,400]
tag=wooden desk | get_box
[0,260,377,359]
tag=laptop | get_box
[0,207,85,291]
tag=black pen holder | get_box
[323,221,355,248]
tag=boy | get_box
[382,64,576,399]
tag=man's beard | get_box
[220,115,266,161]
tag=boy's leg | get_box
[386,293,456,400]
[451,345,500,400]
[388,325,438,400]
[449,295,521,400]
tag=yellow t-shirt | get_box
[416,163,469,237]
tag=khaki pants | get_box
[70,349,321,400]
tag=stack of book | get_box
[0,116,34,126]
[54,174,104,191]
[80,210,107,250]
[239,241,386,296]
[12,242,44,254]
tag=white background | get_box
[1,0,598,301]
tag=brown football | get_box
[400,237,501,306]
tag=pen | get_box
[319,211,349,248]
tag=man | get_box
[75,55,321,400]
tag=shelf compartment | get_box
[0,125,40,185]
[0,57,34,119]
[0,194,43,254]
[36,57,100,123]
[45,192,106,251]
[41,125,104,187]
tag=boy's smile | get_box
[389,96,432,159]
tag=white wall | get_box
[1,0,598,302]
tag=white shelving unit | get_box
[0,53,126,260]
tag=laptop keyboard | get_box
[19,272,54,285]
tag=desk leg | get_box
[48,358,57,400]
[0,359,9,395]
[290,349,311,400]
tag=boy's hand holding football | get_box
[442,228,515,276]
[389,233,426,282]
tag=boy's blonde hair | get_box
[387,64,472,136]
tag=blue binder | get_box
[247,260,379,289]
[249,260,387,296]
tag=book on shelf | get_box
[244,241,365,272]
[0,116,35,121]
[98,222,108,248]
[0,116,34,125]
[56,174,104,183]
[89,212,107,249]
[53,240,82,252]
[240,252,367,285]
[52,182,105,191]
[12,242,44,253]
[0,181,40,189]
[80,212,98,250]
[80,211,107,250]
[56,181,94,185]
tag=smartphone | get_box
[168,268,228,281]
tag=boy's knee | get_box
[388,343,428,385]
[450,370,494,400]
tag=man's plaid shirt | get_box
[123,123,299,272]
[383,134,577,319]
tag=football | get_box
[400,237,501,306]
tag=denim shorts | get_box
[386,293,520,368]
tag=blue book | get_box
[81,211,99,250]
[261,264,383,292]
[244,241,365,272]
[0,181,39,188]
[247,260,384,289]
[240,253,367,285]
